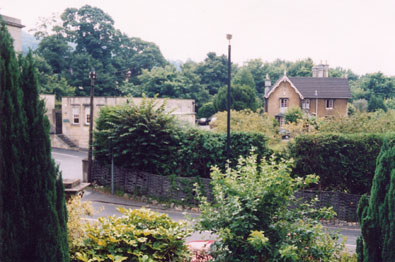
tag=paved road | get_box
[52,148,360,248]
[52,148,86,180]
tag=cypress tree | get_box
[0,18,69,261]
[0,17,28,261]
[357,138,395,262]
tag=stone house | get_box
[1,14,24,52]
[264,64,351,125]
[60,96,195,149]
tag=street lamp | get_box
[226,34,232,160]
[88,69,96,183]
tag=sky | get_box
[2,0,395,76]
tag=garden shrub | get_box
[94,97,181,176]
[67,195,94,261]
[74,208,191,262]
[196,153,353,262]
[288,133,395,194]
[94,99,271,178]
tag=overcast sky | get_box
[2,0,395,75]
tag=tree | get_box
[214,84,259,112]
[19,52,69,261]
[136,65,183,97]
[36,35,71,74]
[0,20,69,261]
[232,67,255,89]
[33,5,167,97]
[196,52,229,95]
[0,17,27,261]
[357,138,395,262]
[368,95,387,112]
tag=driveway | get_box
[52,148,86,180]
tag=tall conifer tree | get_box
[357,138,395,262]
[0,17,27,261]
[0,18,69,261]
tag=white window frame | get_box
[302,99,310,109]
[84,107,91,125]
[72,107,80,124]
[280,98,288,108]
[326,99,334,109]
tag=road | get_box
[52,148,86,181]
[51,147,360,249]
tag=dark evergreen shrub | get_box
[0,19,69,261]
[357,138,395,262]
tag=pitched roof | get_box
[287,77,351,99]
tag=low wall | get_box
[294,190,362,222]
[89,161,212,203]
[88,161,363,221]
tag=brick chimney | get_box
[312,62,329,78]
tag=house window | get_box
[326,99,334,109]
[302,99,310,109]
[72,107,80,124]
[85,107,91,125]
[280,98,288,108]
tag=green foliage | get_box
[94,100,271,179]
[0,18,69,261]
[94,96,180,176]
[232,67,255,89]
[73,208,191,262]
[196,52,229,95]
[284,106,304,124]
[316,111,395,133]
[288,133,394,194]
[196,153,350,262]
[368,95,387,112]
[384,97,395,110]
[357,138,395,262]
[214,84,259,112]
[177,128,271,178]
[197,102,216,119]
[34,5,167,97]
[211,110,280,146]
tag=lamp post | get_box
[87,69,96,183]
[226,34,232,160]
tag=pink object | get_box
[187,240,214,262]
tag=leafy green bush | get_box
[74,208,191,262]
[94,99,271,178]
[94,97,181,175]
[284,106,304,124]
[288,133,395,194]
[196,153,352,262]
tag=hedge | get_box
[94,101,271,178]
[177,129,271,178]
[288,133,395,194]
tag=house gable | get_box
[265,75,304,99]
